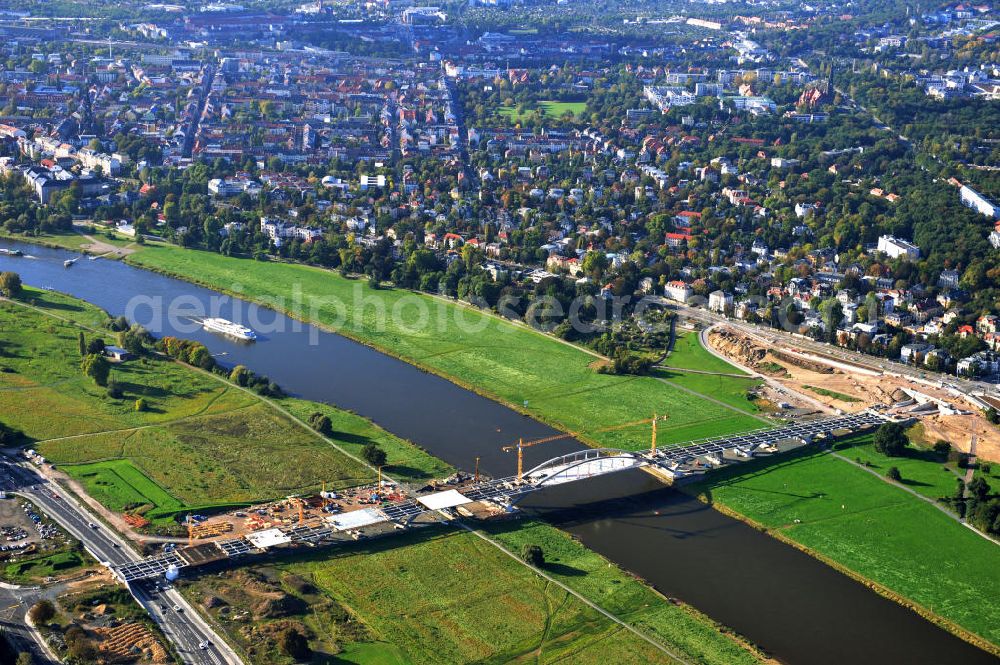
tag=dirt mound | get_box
[709,328,767,367]
[891,388,910,402]
[203,595,227,610]
[770,349,833,374]
[94,622,168,663]
[253,592,307,620]
[243,618,312,653]
[282,573,316,596]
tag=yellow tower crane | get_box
[502,415,668,483]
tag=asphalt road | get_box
[0,584,59,664]
[0,455,241,664]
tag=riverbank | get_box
[118,243,1000,654]
[0,229,138,257]
[0,285,765,664]
[178,523,766,665]
[684,441,1000,654]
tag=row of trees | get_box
[870,423,1000,536]
[959,476,1000,536]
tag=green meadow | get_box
[188,526,761,665]
[689,439,1000,648]
[126,246,766,450]
[0,290,454,526]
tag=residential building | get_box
[876,235,921,260]
[665,280,693,303]
[708,290,732,313]
[960,184,999,219]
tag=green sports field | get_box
[499,100,587,121]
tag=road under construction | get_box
[114,408,895,584]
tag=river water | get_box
[1,241,995,665]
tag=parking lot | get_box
[0,496,73,561]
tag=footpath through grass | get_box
[687,438,1000,649]
[833,434,964,502]
[188,525,762,665]
[481,520,763,665]
[127,246,765,449]
[2,288,759,663]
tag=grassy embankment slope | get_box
[126,246,765,449]
[688,436,1000,651]
[0,288,448,525]
[656,332,762,413]
[2,287,764,664]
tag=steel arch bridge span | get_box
[521,448,647,488]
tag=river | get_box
[1,241,995,665]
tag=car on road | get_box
[88,522,99,529]
[173,604,182,612]
[199,641,210,650]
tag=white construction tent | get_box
[247,528,292,550]
[327,507,388,532]
[416,489,472,511]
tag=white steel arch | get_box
[523,448,647,487]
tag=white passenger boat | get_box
[201,317,257,341]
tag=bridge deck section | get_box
[116,411,891,583]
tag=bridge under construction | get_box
[115,409,892,584]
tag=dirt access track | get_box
[708,327,1000,463]
[77,233,138,257]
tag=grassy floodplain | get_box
[123,247,1000,647]
[0,288,455,525]
[687,438,1000,650]
[2,286,764,663]
[0,228,135,254]
[187,524,763,665]
[833,433,964,502]
[126,246,766,450]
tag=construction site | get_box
[708,327,1000,463]
[173,471,510,550]
[115,409,897,585]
